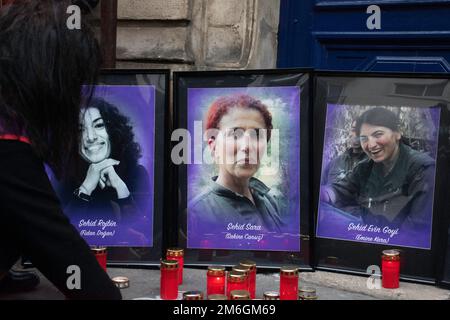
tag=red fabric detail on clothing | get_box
[0,134,31,144]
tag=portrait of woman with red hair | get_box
[188,94,284,233]
[184,85,301,251]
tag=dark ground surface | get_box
[1,266,448,300]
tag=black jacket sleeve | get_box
[0,141,121,300]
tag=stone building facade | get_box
[95,0,281,71]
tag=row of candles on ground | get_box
[90,247,401,298]
[161,248,307,300]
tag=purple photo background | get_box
[187,86,301,252]
[50,85,155,247]
[316,104,440,249]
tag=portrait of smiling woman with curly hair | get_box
[56,97,152,246]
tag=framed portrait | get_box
[313,71,450,282]
[173,69,313,269]
[47,69,170,265]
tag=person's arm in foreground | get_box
[0,141,121,300]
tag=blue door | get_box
[278,0,450,72]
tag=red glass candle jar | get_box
[279,266,299,300]
[232,265,250,294]
[382,249,400,289]
[160,259,179,300]
[263,291,280,300]
[183,291,204,300]
[230,290,250,300]
[226,271,247,299]
[207,266,226,296]
[208,294,228,300]
[167,248,184,285]
[91,247,107,271]
[239,260,256,299]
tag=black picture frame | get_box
[437,224,450,289]
[172,69,313,270]
[79,69,170,267]
[437,186,450,289]
[313,71,450,284]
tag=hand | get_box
[80,159,120,195]
[100,165,130,199]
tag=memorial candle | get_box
[207,266,226,296]
[230,290,250,300]
[91,247,107,271]
[263,291,280,300]
[183,291,204,300]
[226,271,247,299]
[232,265,250,294]
[160,259,179,300]
[112,276,129,289]
[298,286,317,300]
[382,249,400,289]
[239,260,257,299]
[166,248,184,285]
[208,294,228,300]
[279,266,299,300]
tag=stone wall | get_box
[94,0,281,71]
